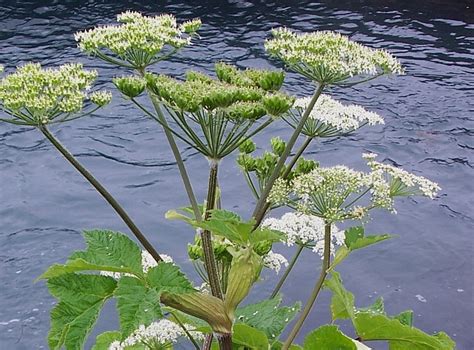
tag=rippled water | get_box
[0,0,473,349]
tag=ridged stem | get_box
[39,125,163,263]
[282,223,332,349]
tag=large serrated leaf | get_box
[70,230,143,275]
[47,274,117,350]
[235,295,300,340]
[303,325,357,350]
[146,262,195,294]
[115,277,163,338]
[324,271,355,320]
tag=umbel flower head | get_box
[265,28,404,85]
[269,154,440,222]
[141,63,294,159]
[0,63,110,126]
[75,11,201,69]
[285,94,384,138]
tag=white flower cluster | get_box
[109,319,203,349]
[262,212,344,258]
[293,94,384,132]
[101,250,173,279]
[269,155,440,221]
[75,12,201,68]
[0,63,104,124]
[265,28,404,84]
[262,251,289,274]
[363,153,441,199]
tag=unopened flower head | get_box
[75,12,201,69]
[108,319,202,349]
[89,90,112,107]
[262,212,344,257]
[289,94,384,137]
[262,250,288,274]
[265,28,404,84]
[0,63,99,125]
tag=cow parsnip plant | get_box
[0,11,456,350]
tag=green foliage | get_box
[324,271,456,349]
[303,325,356,350]
[232,324,270,349]
[331,226,393,270]
[147,262,195,294]
[47,274,117,350]
[235,295,300,340]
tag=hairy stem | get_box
[202,160,224,299]
[252,84,324,226]
[270,244,304,299]
[39,125,163,262]
[218,334,232,350]
[282,223,331,349]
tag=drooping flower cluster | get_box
[101,250,173,279]
[269,155,440,221]
[262,212,344,257]
[285,94,384,138]
[0,63,109,125]
[262,250,289,273]
[75,11,201,69]
[265,28,404,84]
[108,319,203,349]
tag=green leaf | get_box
[47,274,117,350]
[71,230,143,274]
[92,331,121,350]
[235,295,300,340]
[356,314,455,350]
[249,227,284,245]
[39,258,136,280]
[331,227,393,270]
[233,323,270,349]
[325,272,456,350]
[272,341,303,350]
[146,262,195,294]
[324,271,355,320]
[115,277,163,338]
[303,325,356,350]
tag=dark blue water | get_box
[0,1,473,349]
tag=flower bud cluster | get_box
[265,28,404,84]
[146,63,294,119]
[0,63,108,125]
[75,12,201,68]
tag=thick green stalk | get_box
[39,125,163,263]
[270,244,304,299]
[252,84,324,226]
[202,160,224,299]
[282,223,332,349]
[283,136,313,178]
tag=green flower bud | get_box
[187,243,203,260]
[246,69,285,91]
[270,137,286,156]
[202,87,236,110]
[295,158,319,175]
[237,153,257,172]
[262,93,295,117]
[253,240,272,256]
[113,76,146,98]
[226,101,266,120]
[89,90,112,107]
[215,62,254,87]
[186,70,214,84]
[180,18,202,34]
[234,87,263,102]
[239,138,256,154]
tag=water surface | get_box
[0,0,473,349]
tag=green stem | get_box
[202,160,224,300]
[282,136,313,178]
[148,94,202,222]
[169,311,200,350]
[282,223,332,349]
[252,84,324,226]
[270,244,304,299]
[39,125,163,263]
